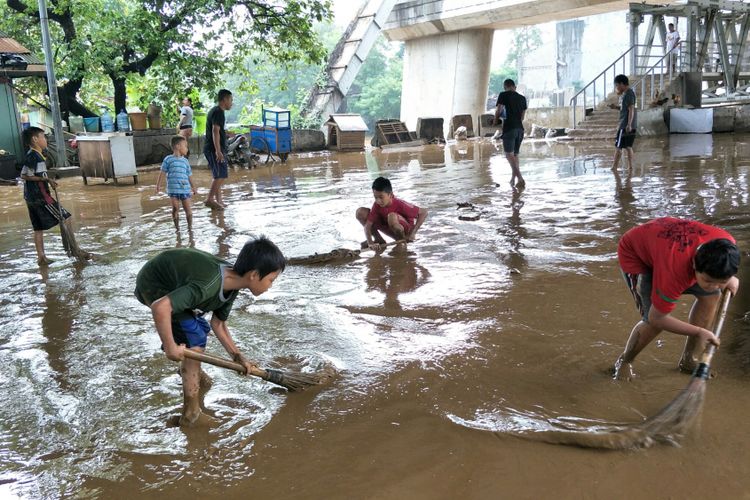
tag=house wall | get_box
[0,81,23,162]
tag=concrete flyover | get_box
[382,0,631,132]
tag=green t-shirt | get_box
[135,248,238,321]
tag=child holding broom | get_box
[613,217,740,380]
[356,176,428,251]
[155,136,197,231]
[135,237,286,426]
[20,127,84,265]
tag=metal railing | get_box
[631,47,682,111]
[569,45,682,128]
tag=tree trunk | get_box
[58,84,96,118]
[112,76,127,114]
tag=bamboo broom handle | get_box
[182,349,268,378]
[696,289,732,374]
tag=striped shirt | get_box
[160,155,192,195]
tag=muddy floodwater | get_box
[1,135,750,499]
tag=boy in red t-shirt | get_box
[356,176,428,251]
[613,217,740,380]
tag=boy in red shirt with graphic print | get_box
[613,217,740,380]
[356,176,428,251]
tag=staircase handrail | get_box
[569,46,637,128]
[631,46,680,111]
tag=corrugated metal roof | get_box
[0,36,31,55]
[325,114,368,132]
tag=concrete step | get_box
[567,128,617,138]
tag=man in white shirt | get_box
[666,23,681,73]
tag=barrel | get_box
[69,116,85,133]
[83,117,100,132]
[129,112,147,131]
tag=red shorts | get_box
[373,215,413,237]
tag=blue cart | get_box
[250,107,292,163]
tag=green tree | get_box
[1,0,332,118]
[347,41,403,129]
[488,66,518,96]
[505,26,542,69]
[225,21,340,126]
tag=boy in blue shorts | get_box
[135,236,286,426]
[156,136,196,231]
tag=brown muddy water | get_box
[1,135,750,499]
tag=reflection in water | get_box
[210,211,235,258]
[498,188,528,273]
[364,254,431,310]
[669,133,713,159]
[39,264,86,390]
[175,229,195,249]
[613,167,637,234]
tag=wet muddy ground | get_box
[1,135,749,499]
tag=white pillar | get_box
[400,29,493,135]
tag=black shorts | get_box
[615,129,636,149]
[502,128,524,155]
[27,202,71,231]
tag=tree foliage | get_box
[227,22,404,131]
[0,0,332,119]
[505,26,542,69]
[347,40,402,129]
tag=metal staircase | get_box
[300,0,396,121]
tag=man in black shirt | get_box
[493,79,527,188]
[204,89,233,210]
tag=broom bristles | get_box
[59,221,91,262]
[263,364,336,391]
[516,377,707,450]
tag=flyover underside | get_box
[383,0,631,41]
[400,29,493,134]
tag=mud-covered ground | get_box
[1,135,749,499]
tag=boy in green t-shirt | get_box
[135,236,286,426]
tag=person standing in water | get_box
[20,127,78,265]
[610,74,637,171]
[493,79,527,188]
[155,136,196,232]
[613,218,740,380]
[204,89,233,210]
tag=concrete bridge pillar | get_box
[400,29,493,135]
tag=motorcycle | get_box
[225,133,259,168]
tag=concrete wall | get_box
[132,129,175,166]
[637,108,669,136]
[400,29,493,135]
[292,129,325,151]
[522,107,581,129]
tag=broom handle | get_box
[41,172,64,222]
[182,349,268,379]
[698,289,732,368]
